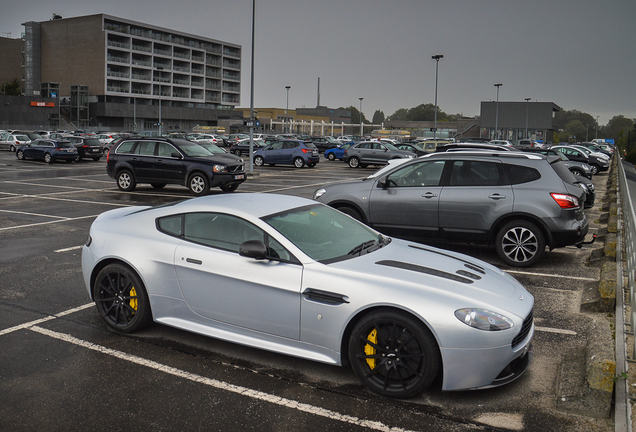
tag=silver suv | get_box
[314,151,589,267]
[343,141,415,168]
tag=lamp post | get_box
[494,83,502,139]
[524,98,531,139]
[432,54,443,140]
[596,116,600,140]
[358,97,364,137]
[156,66,164,136]
[285,85,291,133]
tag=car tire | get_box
[151,183,166,189]
[9,144,16,152]
[570,169,584,177]
[16,150,24,160]
[327,153,336,161]
[220,183,239,192]
[335,205,363,222]
[117,170,136,192]
[103,148,110,156]
[348,308,440,398]
[92,157,101,162]
[307,163,316,168]
[294,157,305,168]
[496,220,545,267]
[254,155,264,166]
[590,164,599,175]
[44,153,53,164]
[93,263,153,333]
[348,157,360,168]
[235,150,242,157]
[188,172,209,196]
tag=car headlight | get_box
[313,188,326,200]
[455,308,514,331]
[213,165,228,173]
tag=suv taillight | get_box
[551,193,579,209]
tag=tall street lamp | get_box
[358,97,364,137]
[285,85,291,133]
[432,54,443,140]
[494,83,502,139]
[156,66,164,136]
[524,97,531,139]
[596,116,600,140]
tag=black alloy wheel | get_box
[348,309,440,398]
[93,264,152,333]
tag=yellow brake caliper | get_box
[129,286,138,314]
[365,328,377,369]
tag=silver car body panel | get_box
[82,193,534,391]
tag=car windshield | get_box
[263,204,387,263]
[176,141,214,157]
[200,143,226,154]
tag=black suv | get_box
[107,137,246,196]
[65,136,104,161]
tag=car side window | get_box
[136,141,156,156]
[449,160,505,186]
[387,160,445,187]
[283,141,298,149]
[157,142,177,157]
[269,141,284,150]
[116,141,136,154]
[178,212,294,261]
[504,164,541,185]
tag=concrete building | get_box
[480,101,561,143]
[19,13,243,131]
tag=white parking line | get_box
[0,214,99,232]
[0,300,414,432]
[506,270,597,282]
[535,326,577,336]
[54,245,83,253]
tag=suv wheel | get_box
[348,157,360,168]
[188,173,209,196]
[496,220,545,267]
[293,157,305,168]
[117,170,136,192]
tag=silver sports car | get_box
[82,193,534,397]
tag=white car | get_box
[489,140,513,147]
[82,193,534,397]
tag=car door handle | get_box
[422,192,438,198]
[488,193,506,200]
[185,258,202,265]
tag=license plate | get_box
[90,149,99,152]
[234,174,245,180]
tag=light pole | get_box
[432,54,443,140]
[156,66,164,136]
[596,116,600,140]
[285,85,291,133]
[494,83,502,139]
[524,98,531,139]
[358,97,364,137]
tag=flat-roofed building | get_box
[21,13,242,131]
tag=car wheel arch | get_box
[329,201,368,223]
[490,214,555,250]
[89,257,149,305]
[339,306,442,368]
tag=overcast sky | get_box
[1,0,634,125]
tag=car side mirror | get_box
[239,240,268,260]
[377,176,390,189]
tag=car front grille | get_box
[511,308,533,348]
[229,164,244,173]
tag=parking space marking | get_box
[0,303,94,336]
[55,245,83,253]
[535,326,577,336]
[0,214,99,232]
[506,270,597,282]
[0,209,70,219]
[29,324,416,432]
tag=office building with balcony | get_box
[22,13,243,131]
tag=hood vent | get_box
[376,260,474,284]
[408,244,486,273]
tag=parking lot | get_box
[0,150,614,431]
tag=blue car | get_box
[324,143,352,161]
[16,139,79,163]
[253,140,320,168]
